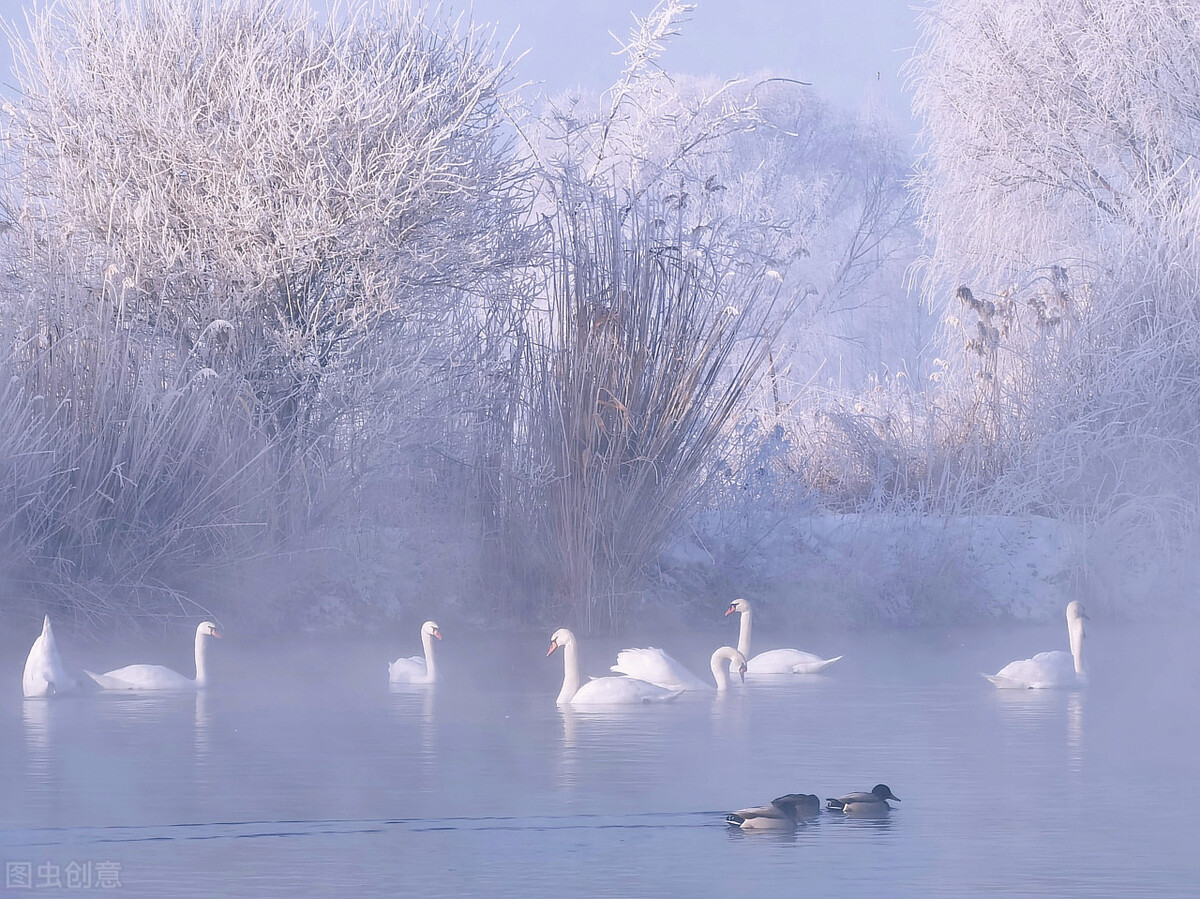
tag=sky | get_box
[0,0,923,134]
[463,0,922,130]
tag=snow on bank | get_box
[660,513,1082,626]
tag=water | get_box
[2,618,1198,896]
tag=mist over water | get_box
[3,616,1199,896]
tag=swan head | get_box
[725,597,750,617]
[871,784,900,802]
[421,620,443,640]
[547,627,575,656]
[197,621,222,639]
[1066,601,1088,622]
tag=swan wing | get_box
[987,650,1076,689]
[610,648,709,691]
[748,648,840,675]
[388,655,429,684]
[790,653,843,674]
[570,675,684,705]
[87,664,195,691]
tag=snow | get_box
[660,513,1081,626]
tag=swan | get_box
[85,621,221,691]
[710,646,747,692]
[23,616,78,698]
[547,628,684,705]
[726,793,820,829]
[725,598,843,675]
[610,647,711,692]
[984,601,1088,689]
[388,620,442,684]
[826,784,900,815]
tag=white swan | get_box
[85,621,221,691]
[388,620,442,684]
[609,645,748,692]
[610,647,710,692]
[985,601,1088,689]
[23,616,78,698]
[725,598,843,675]
[710,646,747,692]
[548,628,683,705]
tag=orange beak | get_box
[546,641,559,657]
[433,629,442,640]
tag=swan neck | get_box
[422,629,437,680]
[194,631,208,687]
[736,609,751,658]
[1068,614,1085,676]
[557,639,581,704]
[710,650,730,691]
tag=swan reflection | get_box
[389,682,437,760]
[23,697,53,778]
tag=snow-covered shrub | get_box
[909,0,1200,600]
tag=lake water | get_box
[2,616,1198,896]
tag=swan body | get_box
[985,601,1088,689]
[726,598,843,675]
[23,616,78,698]
[610,647,710,692]
[726,793,820,829]
[548,628,683,706]
[85,621,221,691]
[389,620,442,684]
[826,784,900,815]
[710,646,747,691]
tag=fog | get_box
[3,0,1200,891]
[4,619,1199,894]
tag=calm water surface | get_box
[2,616,1198,896]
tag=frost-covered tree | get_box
[910,0,1200,604]
[529,15,920,394]
[0,0,537,622]
[2,0,531,491]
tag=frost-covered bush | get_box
[908,0,1200,601]
[2,0,532,500]
[499,193,782,632]
[0,0,534,622]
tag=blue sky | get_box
[466,0,921,129]
[0,1,922,132]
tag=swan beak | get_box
[546,641,559,657]
[211,630,223,639]
[433,629,442,640]
[738,666,746,684]
[724,607,736,616]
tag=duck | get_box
[22,615,79,698]
[725,598,843,675]
[726,793,820,829]
[85,621,221,691]
[609,647,712,692]
[826,784,900,814]
[389,620,442,684]
[548,628,684,705]
[984,601,1088,689]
